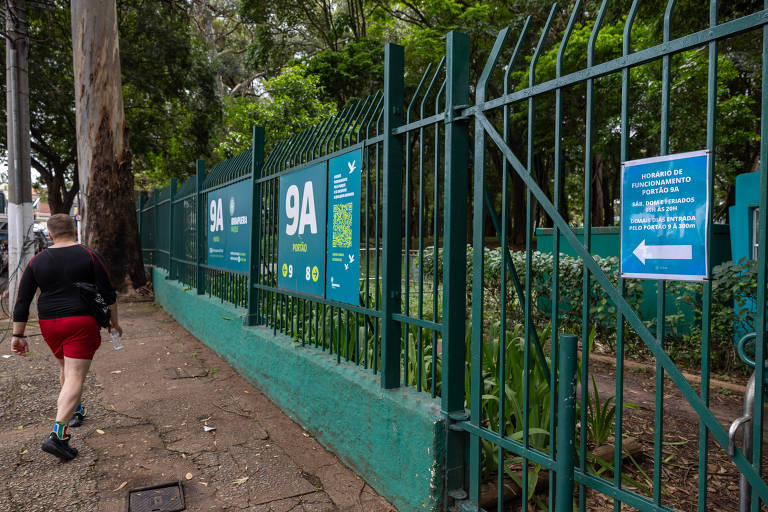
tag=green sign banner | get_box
[326,149,362,305]
[277,163,328,297]
[207,180,251,273]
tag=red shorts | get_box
[39,316,101,360]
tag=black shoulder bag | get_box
[74,247,111,329]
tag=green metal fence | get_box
[137,2,768,510]
[459,2,768,512]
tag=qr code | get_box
[332,202,353,248]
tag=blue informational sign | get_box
[277,163,327,297]
[207,180,251,273]
[620,150,710,281]
[326,149,362,305]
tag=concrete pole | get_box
[5,0,34,312]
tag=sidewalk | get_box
[0,300,395,511]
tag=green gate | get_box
[451,1,768,511]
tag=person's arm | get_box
[11,263,37,357]
[13,262,37,321]
[90,248,121,334]
[109,304,122,336]
[10,321,28,357]
[89,249,117,305]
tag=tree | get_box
[0,2,222,210]
[119,1,222,188]
[304,37,383,106]
[0,3,79,214]
[71,0,145,287]
[214,64,337,158]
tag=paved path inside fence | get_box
[0,300,395,512]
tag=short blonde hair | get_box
[47,214,76,239]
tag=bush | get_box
[424,246,757,373]
[664,258,758,373]
[423,245,645,348]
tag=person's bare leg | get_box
[55,357,91,424]
[57,357,65,388]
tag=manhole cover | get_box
[128,481,185,512]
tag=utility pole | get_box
[5,0,34,311]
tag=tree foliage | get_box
[0,1,221,203]
[5,0,766,227]
[214,65,337,159]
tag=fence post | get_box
[380,42,405,389]
[167,179,177,279]
[196,160,206,295]
[137,193,145,264]
[556,333,579,512]
[442,30,471,498]
[246,125,265,326]
[152,189,159,266]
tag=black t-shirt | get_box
[12,244,116,322]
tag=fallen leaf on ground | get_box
[185,473,193,480]
[233,476,249,485]
[112,482,127,492]
[96,429,105,435]
[20,449,27,455]
[110,370,121,374]
[16,425,22,430]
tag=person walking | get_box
[10,214,122,461]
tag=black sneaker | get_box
[69,408,86,428]
[41,433,78,461]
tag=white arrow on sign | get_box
[632,239,692,265]
[330,276,341,288]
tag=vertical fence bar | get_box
[432,82,444,398]
[697,2,717,510]
[138,193,145,262]
[381,42,404,389]
[525,7,557,504]
[552,7,580,509]
[580,5,608,509]
[153,189,160,265]
[556,333,578,512]
[471,28,508,507]
[442,30,470,500]
[246,126,265,326]
[196,159,206,295]
[615,5,641,511]
[653,280,666,505]
[752,1,768,509]
[167,179,177,280]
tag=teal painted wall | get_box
[729,171,761,342]
[536,225,731,321]
[152,268,445,511]
[729,171,759,263]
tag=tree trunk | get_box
[71,0,146,288]
[42,169,78,214]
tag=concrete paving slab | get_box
[0,300,396,511]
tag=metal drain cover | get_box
[128,481,185,512]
